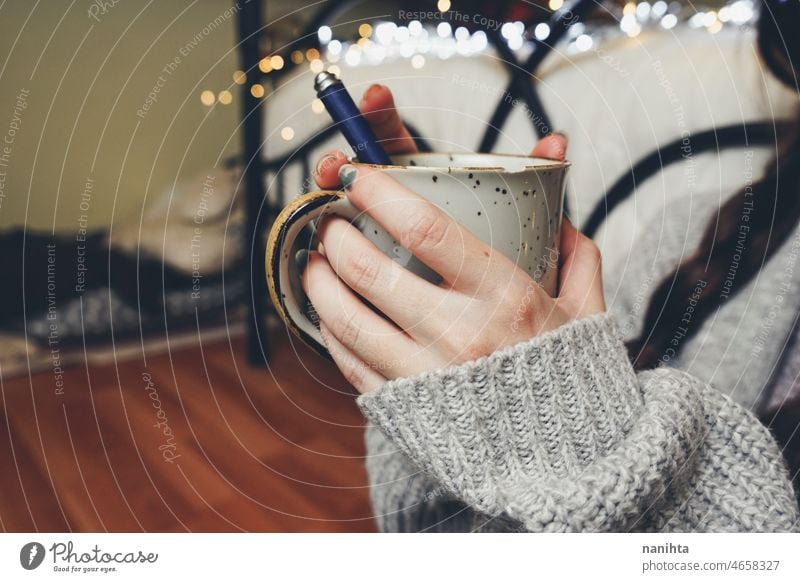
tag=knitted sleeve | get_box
[358,314,800,532]
[363,425,483,532]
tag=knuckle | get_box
[345,251,381,292]
[401,207,450,253]
[335,311,363,349]
[512,290,536,321]
[343,360,366,388]
[461,338,490,362]
[440,322,490,363]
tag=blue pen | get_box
[314,70,393,166]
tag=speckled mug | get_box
[266,152,569,357]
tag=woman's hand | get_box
[304,85,605,393]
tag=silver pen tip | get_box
[314,70,339,93]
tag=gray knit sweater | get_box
[357,191,800,532]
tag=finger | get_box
[530,133,568,161]
[557,217,605,316]
[314,149,349,189]
[339,163,515,293]
[314,87,415,188]
[316,215,453,342]
[319,322,386,394]
[359,84,418,154]
[302,251,431,378]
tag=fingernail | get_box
[360,83,384,105]
[295,249,310,274]
[315,152,338,177]
[338,164,358,190]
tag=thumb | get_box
[530,132,567,161]
[557,217,605,317]
[359,84,418,154]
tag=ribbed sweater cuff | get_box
[357,314,643,507]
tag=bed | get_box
[236,0,794,363]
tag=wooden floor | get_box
[0,328,377,532]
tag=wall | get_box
[0,0,242,233]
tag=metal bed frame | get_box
[235,0,780,364]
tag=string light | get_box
[688,12,706,28]
[217,90,233,105]
[534,23,550,40]
[704,11,723,34]
[471,30,487,51]
[501,20,526,49]
[661,13,678,29]
[281,127,294,141]
[228,1,757,90]
[575,34,593,51]
[200,90,215,106]
[394,26,410,43]
[328,40,342,56]
[359,23,373,38]
[652,1,668,17]
[345,46,362,66]
[374,22,397,45]
[311,99,325,114]
[729,0,754,24]
[620,14,642,36]
[569,22,586,38]
[318,26,332,44]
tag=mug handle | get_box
[266,190,360,357]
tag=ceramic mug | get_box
[266,152,569,357]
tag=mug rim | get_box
[351,151,571,173]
